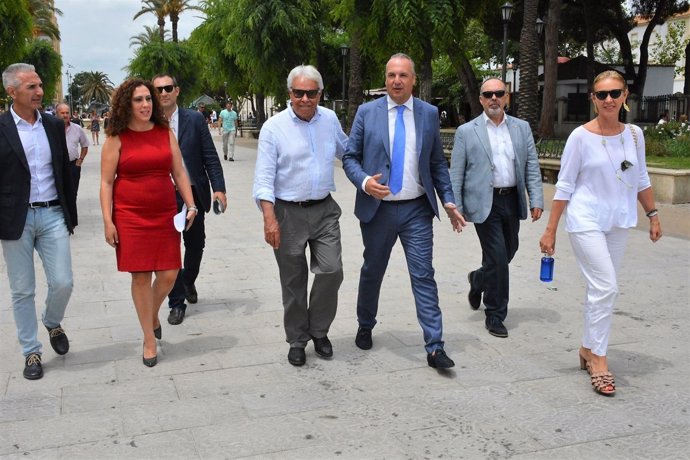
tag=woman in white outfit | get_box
[539,71,663,396]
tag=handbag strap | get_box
[627,123,638,149]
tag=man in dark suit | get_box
[449,78,543,338]
[152,74,227,326]
[0,63,78,380]
[342,53,465,369]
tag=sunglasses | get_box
[155,85,176,94]
[593,89,624,100]
[291,89,320,99]
[481,90,506,99]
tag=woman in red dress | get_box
[100,79,196,367]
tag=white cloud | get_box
[56,0,204,89]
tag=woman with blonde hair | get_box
[539,70,662,396]
[100,79,196,367]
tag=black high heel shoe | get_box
[143,344,157,367]
[154,325,162,340]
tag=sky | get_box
[56,0,204,93]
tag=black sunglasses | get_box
[594,89,624,100]
[481,90,506,99]
[291,88,320,99]
[155,85,176,94]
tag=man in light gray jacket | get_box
[450,77,543,338]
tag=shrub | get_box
[644,137,668,157]
[663,135,690,158]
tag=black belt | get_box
[381,195,425,205]
[494,187,517,196]
[29,199,61,208]
[277,194,330,208]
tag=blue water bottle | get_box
[540,253,554,282]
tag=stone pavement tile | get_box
[214,342,285,369]
[237,440,407,460]
[442,353,563,387]
[0,409,122,455]
[61,375,179,414]
[172,364,286,400]
[512,428,690,460]
[388,419,544,459]
[56,429,199,459]
[238,380,346,418]
[191,414,332,458]
[119,397,244,437]
[0,447,58,459]
[159,330,255,354]
[63,340,141,366]
[339,367,463,402]
[0,393,61,423]
[5,361,116,397]
[0,373,8,396]
[497,401,673,450]
[61,325,112,347]
[113,350,223,382]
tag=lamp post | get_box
[340,44,349,126]
[65,70,72,114]
[500,2,514,82]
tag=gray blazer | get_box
[449,114,543,223]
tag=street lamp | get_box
[535,18,545,35]
[65,70,72,114]
[340,44,349,125]
[500,2,514,82]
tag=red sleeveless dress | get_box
[113,125,181,272]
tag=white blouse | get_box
[554,125,651,232]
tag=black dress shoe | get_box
[287,347,306,366]
[168,307,186,325]
[427,349,455,369]
[184,283,198,304]
[486,317,508,338]
[23,353,43,380]
[467,271,481,310]
[311,335,333,358]
[154,325,162,340]
[46,324,69,355]
[355,326,372,350]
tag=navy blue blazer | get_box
[0,111,77,240]
[342,97,455,223]
[176,108,225,212]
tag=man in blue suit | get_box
[449,78,543,338]
[153,74,227,326]
[342,53,465,369]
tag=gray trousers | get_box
[273,195,343,348]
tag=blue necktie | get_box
[390,105,405,195]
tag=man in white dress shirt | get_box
[252,64,347,366]
[56,103,88,197]
[450,78,543,338]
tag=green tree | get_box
[22,38,61,103]
[133,0,168,41]
[126,39,200,105]
[27,0,62,41]
[80,71,114,106]
[651,20,688,77]
[165,0,203,43]
[130,25,169,48]
[0,2,33,74]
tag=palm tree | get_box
[28,0,62,40]
[80,71,114,105]
[133,0,167,41]
[130,25,169,48]
[516,0,540,131]
[165,0,203,42]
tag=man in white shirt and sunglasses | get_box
[450,77,543,338]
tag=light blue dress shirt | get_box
[253,105,347,206]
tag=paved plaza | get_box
[1,133,689,459]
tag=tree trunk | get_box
[538,0,561,137]
[683,42,690,95]
[171,13,179,43]
[584,0,596,89]
[447,51,482,118]
[636,0,669,99]
[517,0,540,131]
[346,29,363,133]
[256,93,266,126]
[158,17,166,41]
[418,36,433,102]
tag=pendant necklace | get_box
[598,119,632,189]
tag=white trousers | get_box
[569,228,628,357]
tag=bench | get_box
[535,138,566,183]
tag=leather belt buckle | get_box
[494,187,515,196]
